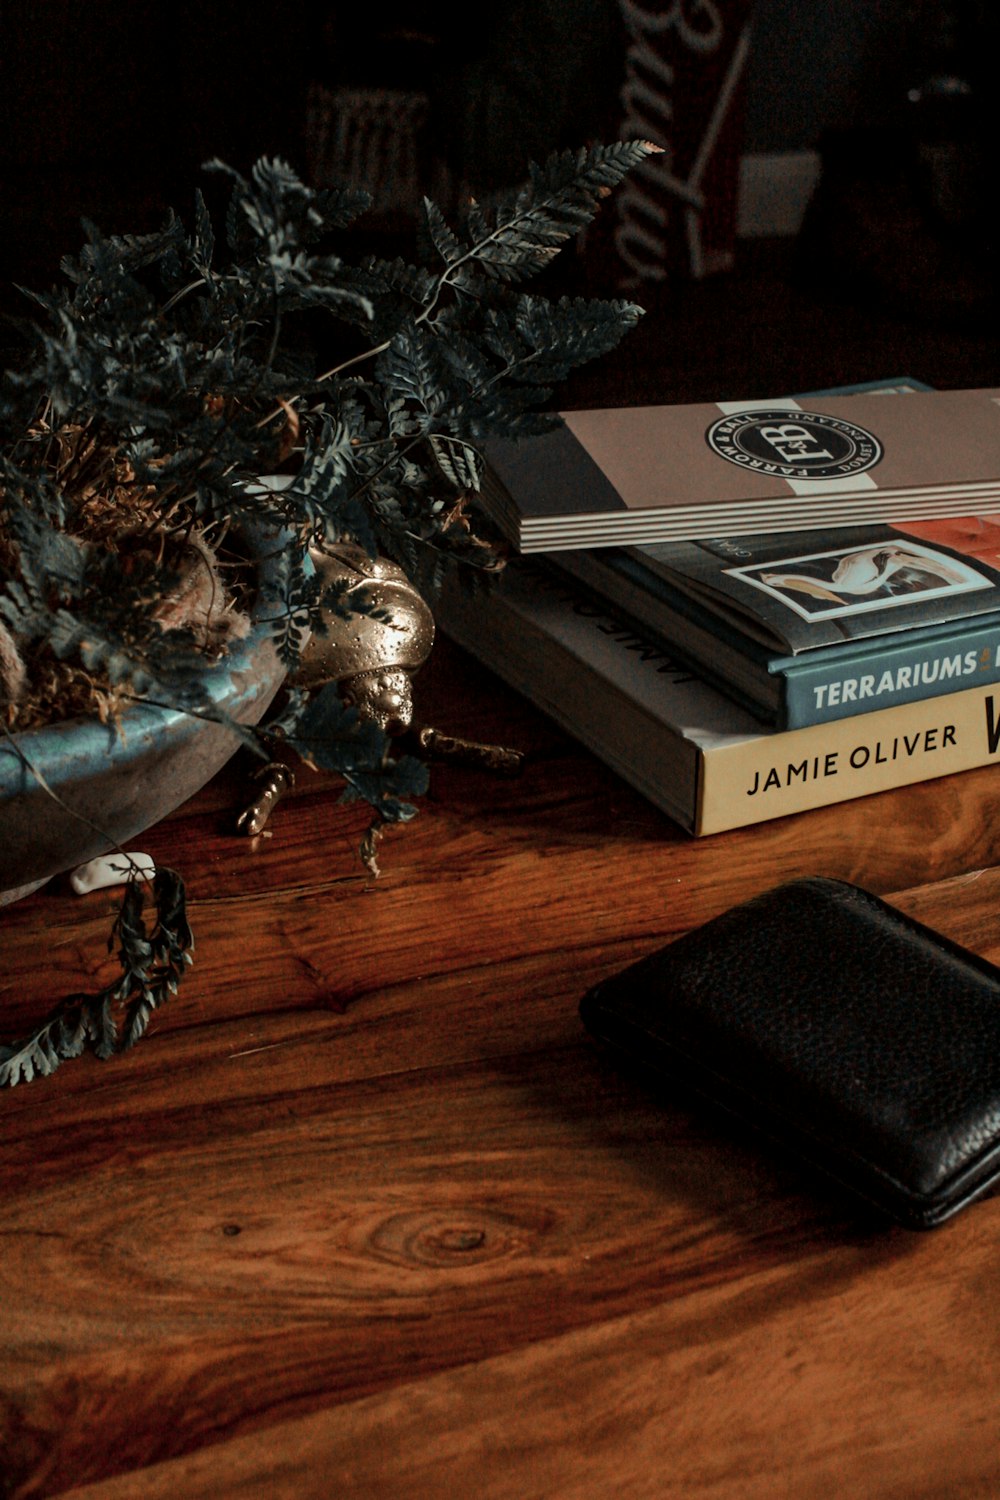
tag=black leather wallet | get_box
[580,877,1000,1228]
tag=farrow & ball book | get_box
[481,388,1000,551]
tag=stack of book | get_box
[437,381,1000,835]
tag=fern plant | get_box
[0,140,655,1085]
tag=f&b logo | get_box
[706,409,882,479]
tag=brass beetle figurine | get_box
[294,543,436,734]
[235,543,523,837]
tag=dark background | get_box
[2,1,998,401]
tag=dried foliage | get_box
[0,142,655,1083]
[0,868,193,1087]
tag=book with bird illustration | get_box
[553,513,1000,728]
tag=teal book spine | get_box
[778,614,1000,728]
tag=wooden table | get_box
[2,624,1000,1499]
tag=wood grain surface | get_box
[3,627,1000,1500]
[5,235,1000,1500]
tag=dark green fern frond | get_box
[262,545,322,669]
[456,140,659,285]
[115,868,194,1051]
[189,188,216,276]
[509,293,645,383]
[422,198,467,269]
[289,685,429,824]
[313,185,373,232]
[0,869,193,1088]
[376,324,452,421]
[60,211,188,285]
[428,433,483,490]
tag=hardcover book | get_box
[436,563,1000,837]
[480,388,1000,551]
[554,513,1000,729]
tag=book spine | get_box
[698,685,1000,833]
[780,619,1000,730]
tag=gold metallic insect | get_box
[235,544,523,836]
[294,543,436,734]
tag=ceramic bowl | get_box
[0,580,285,906]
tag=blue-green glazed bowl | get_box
[0,594,285,906]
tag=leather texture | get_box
[580,877,1000,1228]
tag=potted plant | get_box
[0,141,655,1085]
